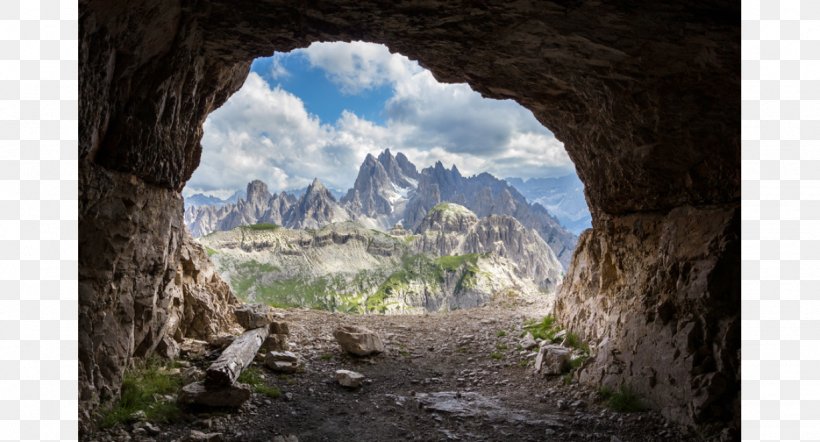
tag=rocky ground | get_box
[88,294,704,442]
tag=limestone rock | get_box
[333,325,385,356]
[178,381,252,408]
[521,333,538,350]
[185,430,225,442]
[534,345,571,375]
[555,206,740,426]
[269,321,290,335]
[263,334,289,352]
[335,370,365,388]
[234,304,275,330]
[265,351,304,374]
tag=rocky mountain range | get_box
[505,175,592,235]
[200,203,562,313]
[184,149,578,267]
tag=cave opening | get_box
[80,2,739,439]
[182,41,590,315]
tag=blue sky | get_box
[186,42,576,198]
[251,54,393,125]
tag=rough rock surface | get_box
[79,164,238,427]
[335,370,366,389]
[555,205,740,430]
[80,0,738,432]
[233,304,275,330]
[333,325,385,356]
[265,351,304,374]
[535,345,572,376]
[178,381,252,408]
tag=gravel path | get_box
[90,298,702,442]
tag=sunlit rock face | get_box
[79,0,739,433]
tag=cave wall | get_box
[555,205,740,431]
[79,0,739,432]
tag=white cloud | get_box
[297,41,421,94]
[187,43,576,197]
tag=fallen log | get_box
[205,327,268,387]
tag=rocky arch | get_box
[79,0,739,433]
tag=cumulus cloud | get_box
[297,41,421,94]
[186,42,576,197]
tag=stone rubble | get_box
[333,325,385,356]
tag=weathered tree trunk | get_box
[205,327,268,386]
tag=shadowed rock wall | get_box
[79,0,739,433]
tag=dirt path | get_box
[92,300,702,442]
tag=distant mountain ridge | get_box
[505,175,592,235]
[184,149,578,267]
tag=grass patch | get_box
[600,386,645,412]
[489,351,504,360]
[205,246,219,257]
[564,332,590,353]
[99,359,182,428]
[238,366,281,399]
[496,330,507,337]
[523,315,561,341]
[319,353,334,361]
[495,343,508,351]
[244,223,280,231]
[568,354,589,370]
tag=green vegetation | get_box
[205,246,219,257]
[495,343,508,351]
[244,223,280,231]
[99,359,182,428]
[319,353,334,361]
[490,351,504,360]
[523,315,561,341]
[599,385,645,412]
[496,330,507,337]
[564,332,591,354]
[238,366,281,399]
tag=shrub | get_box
[600,385,645,412]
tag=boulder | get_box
[264,334,289,352]
[178,381,252,407]
[181,367,205,384]
[335,370,365,388]
[185,430,225,442]
[534,345,571,375]
[265,351,304,374]
[333,325,384,356]
[269,321,290,335]
[234,304,276,330]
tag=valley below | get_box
[200,203,563,314]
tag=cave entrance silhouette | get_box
[80,1,739,435]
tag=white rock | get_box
[333,325,384,356]
[521,332,538,350]
[335,369,365,388]
[534,345,571,375]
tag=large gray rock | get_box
[333,325,384,356]
[534,345,571,375]
[178,381,252,407]
[234,304,276,330]
[265,351,303,374]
